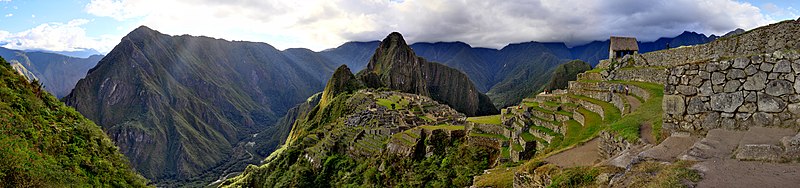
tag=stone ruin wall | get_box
[663,50,800,132]
[633,20,800,68]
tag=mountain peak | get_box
[381,32,409,49]
[124,25,161,40]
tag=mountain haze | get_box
[0,47,102,98]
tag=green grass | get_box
[376,95,410,110]
[472,167,515,188]
[419,124,465,131]
[418,115,434,122]
[585,68,606,73]
[568,94,621,123]
[530,125,559,136]
[0,57,148,186]
[501,147,511,158]
[512,143,523,151]
[606,81,664,142]
[470,132,509,141]
[467,115,502,125]
[520,132,536,142]
[542,101,560,107]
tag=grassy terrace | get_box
[467,115,502,125]
[567,94,621,123]
[419,124,465,131]
[530,125,558,136]
[520,132,536,142]
[469,132,509,140]
[376,95,410,110]
[606,80,665,142]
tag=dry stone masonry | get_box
[663,50,800,132]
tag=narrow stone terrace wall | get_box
[663,50,800,132]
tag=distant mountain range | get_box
[0,47,102,98]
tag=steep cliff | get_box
[359,32,498,116]
[0,56,147,187]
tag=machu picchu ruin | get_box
[221,18,800,188]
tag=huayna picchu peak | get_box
[359,32,499,116]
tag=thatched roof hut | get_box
[609,36,638,59]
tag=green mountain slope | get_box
[61,26,342,185]
[545,60,592,91]
[0,56,147,187]
[222,65,495,187]
[0,47,102,98]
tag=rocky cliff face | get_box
[359,32,498,116]
[320,65,363,107]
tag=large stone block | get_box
[711,72,726,84]
[774,60,792,73]
[758,93,787,112]
[663,95,686,115]
[687,97,706,114]
[733,57,750,69]
[710,92,744,113]
[735,144,783,162]
[743,72,767,90]
[753,112,774,126]
[727,69,746,79]
[723,80,741,92]
[765,79,793,96]
[676,85,697,96]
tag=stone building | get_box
[609,36,639,60]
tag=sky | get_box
[0,0,798,55]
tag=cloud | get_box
[0,19,119,53]
[4,13,11,17]
[761,3,799,20]
[85,0,147,21]
[84,0,774,51]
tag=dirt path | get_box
[544,138,602,168]
[677,127,800,188]
[639,132,698,161]
[639,122,656,144]
[626,95,641,113]
[693,159,800,188]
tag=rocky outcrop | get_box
[359,32,499,116]
[320,65,363,107]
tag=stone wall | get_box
[598,131,634,158]
[663,49,800,132]
[608,66,669,84]
[632,20,800,68]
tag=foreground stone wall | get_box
[663,50,800,132]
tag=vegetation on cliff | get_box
[0,56,147,187]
